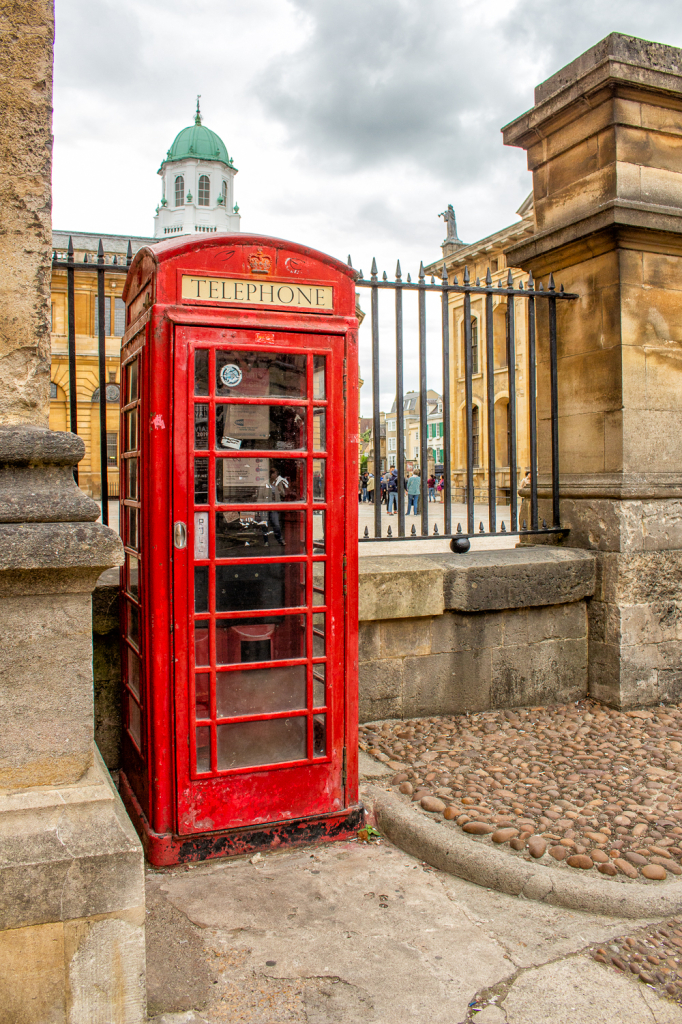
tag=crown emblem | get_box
[248,249,272,274]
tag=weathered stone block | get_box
[358,555,444,620]
[380,616,431,658]
[430,610,502,654]
[358,620,381,663]
[491,639,587,709]
[402,650,492,718]
[358,659,403,723]
[0,922,65,1024]
[425,548,595,611]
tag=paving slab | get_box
[145,836,682,1024]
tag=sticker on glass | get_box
[221,435,242,450]
[220,364,243,388]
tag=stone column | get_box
[0,3,145,1020]
[503,32,682,709]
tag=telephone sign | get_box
[118,234,361,865]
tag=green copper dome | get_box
[164,100,233,168]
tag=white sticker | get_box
[221,436,242,450]
[220,363,243,388]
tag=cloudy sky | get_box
[53,0,682,407]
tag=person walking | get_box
[387,467,399,515]
[436,475,445,503]
[406,469,421,516]
[361,471,369,502]
[427,473,436,502]
[366,472,375,503]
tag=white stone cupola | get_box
[154,98,241,239]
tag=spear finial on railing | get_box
[358,269,363,280]
[433,523,439,535]
[501,522,506,532]
[371,257,378,281]
[548,272,556,291]
[457,522,462,533]
[528,270,534,290]
[419,261,425,282]
[479,522,485,533]
[127,240,133,266]
[68,236,74,263]
[113,255,118,265]
[396,260,402,281]
[475,276,480,286]
[507,268,513,288]
[463,265,470,285]
[542,519,547,529]
[486,267,492,285]
[431,275,435,285]
[522,519,527,530]
[97,239,104,264]
[364,526,369,538]
[538,280,544,291]
[347,254,353,267]
[519,279,524,290]
[387,525,392,537]
[83,252,88,263]
[383,271,387,281]
[407,273,412,283]
[411,524,417,536]
[442,263,449,285]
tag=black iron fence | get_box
[354,259,578,546]
[51,237,132,526]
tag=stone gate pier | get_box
[504,33,682,709]
[0,4,145,1021]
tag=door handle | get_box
[173,521,187,549]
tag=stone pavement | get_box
[145,759,682,1023]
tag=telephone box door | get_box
[173,326,345,833]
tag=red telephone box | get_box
[118,234,361,865]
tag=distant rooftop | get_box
[52,230,155,257]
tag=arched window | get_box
[221,180,227,205]
[471,317,479,374]
[472,405,480,467]
[175,175,184,207]
[198,174,210,206]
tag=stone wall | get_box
[93,549,596,770]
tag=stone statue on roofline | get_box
[439,204,464,245]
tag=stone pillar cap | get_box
[0,425,85,467]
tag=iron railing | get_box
[354,259,578,545]
[51,237,132,526]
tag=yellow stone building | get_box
[49,231,153,498]
[425,196,536,504]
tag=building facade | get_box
[50,106,239,497]
[385,389,442,475]
[425,196,535,504]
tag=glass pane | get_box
[313,460,325,502]
[313,409,326,452]
[216,458,306,503]
[313,355,325,398]
[127,646,141,699]
[216,405,306,451]
[194,511,209,558]
[313,665,326,708]
[126,457,138,500]
[216,614,306,665]
[312,511,325,552]
[216,665,306,717]
[196,726,210,772]
[216,562,305,613]
[195,623,209,667]
[216,351,306,398]
[128,694,141,748]
[126,506,139,550]
[127,358,138,404]
[194,458,208,503]
[126,553,139,599]
[194,349,209,396]
[195,566,209,612]
[195,404,209,449]
[216,716,306,769]
[313,612,325,657]
[125,409,138,452]
[313,714,327,757]
[128,601,139,648]
[215,510,306,557]
[312,563,325,605]
[195,673,210,720]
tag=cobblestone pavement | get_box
[360,699,682,882]
[589,918,682,1006]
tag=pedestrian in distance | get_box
[366,472,375,503]
[427,473,436,502]
[406,468,421,515]
[361,471,368,502]
[436,475,445,503]
[387,467,399,515]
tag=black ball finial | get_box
[450,536,471,554]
